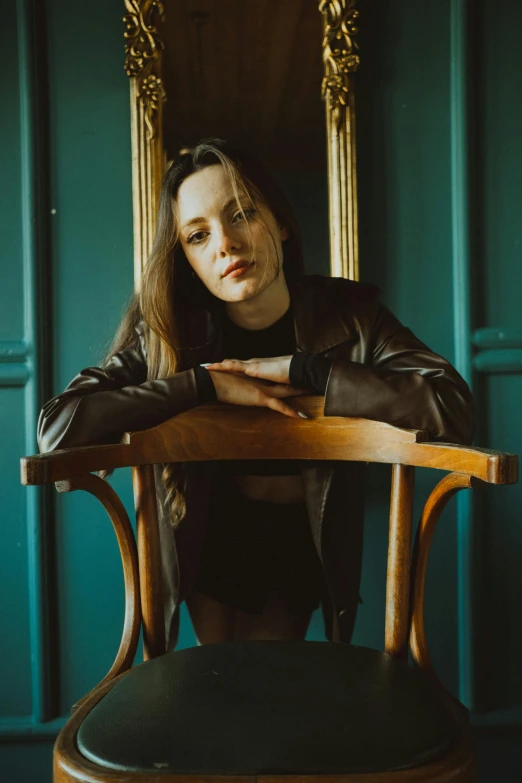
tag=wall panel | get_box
[0,388,32,717]
[356,0,459,694]
[477,0,522,330]
[0,1,134,780]
[472,0,522,718]
[46,0,134,715]
[479,374,522,710]
[0,0,32,721]
[0,0,24,341]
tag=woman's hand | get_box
[207,369,306,418]
[206,356,293,385]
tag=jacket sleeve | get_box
[324,304,475,444]
[38,333,199,453]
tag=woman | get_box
[38,138,475,649]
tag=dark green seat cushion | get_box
[77,641,459,775]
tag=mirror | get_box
[161,2,325,168]
[123,0,359,282]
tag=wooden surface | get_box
[54,475,141,700]
[132,464,166,660]
[385,464,414,658]
[161,0,325,167]
[21,400,518,486]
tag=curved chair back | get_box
[21,397,518,689]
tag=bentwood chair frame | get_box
[21,397,518,783]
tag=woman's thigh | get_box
[233,591,313,642]
[185,590,236,645]
[185,589,313,645]
[235,595,337,642]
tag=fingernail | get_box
[298,412,309,419]
[200,363,212,367]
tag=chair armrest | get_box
[409,472,491,689]
[21,442,137,485]
[55,474,141,708]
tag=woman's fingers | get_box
[206,356,292,384]
[208,369,309,417]
[262,386,310,418]
[206,360,269,382]
[206,359,247,373]
[265,396,302,418]
[264,383,305,398]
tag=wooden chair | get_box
[21,397,518,783]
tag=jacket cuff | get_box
[323,356,469,443]
[194,365,217,404]
[323,358,368,418]
[290,352,333,394]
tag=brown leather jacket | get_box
[38,276,475,647]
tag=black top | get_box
[194,306,332,403]
[192,307,333,477]
[225,304,297,361]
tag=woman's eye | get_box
[233,208,256,223]
[187,231,207,245]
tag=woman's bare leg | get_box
[185,590,236,645]
[186,589,313,644]
[233,591,313,641]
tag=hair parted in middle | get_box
[104,138,305,525]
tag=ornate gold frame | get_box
[320,0,360,280]
[123,0,359,284]
[123,0,166,283]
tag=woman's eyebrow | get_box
[181,196,249,231]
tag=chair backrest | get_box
[21,397,517,692]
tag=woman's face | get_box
[176,164,288,303]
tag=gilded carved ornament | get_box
[319,0,360,280]
[123,0,166,139]
[122,0,360,281]
[319,0,360,112]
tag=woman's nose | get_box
[216,225,240,256]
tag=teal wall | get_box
[1,1,521,781]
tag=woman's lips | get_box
[224,261,252,279]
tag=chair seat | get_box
[77,641,459,775]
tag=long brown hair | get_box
[104,138,304,524]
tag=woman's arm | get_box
[324,304,475,444]
[206,304,475,445]
[37,337,200,452]
[38,334,307,453]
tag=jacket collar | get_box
[290,276,354,354]
[195,275,357,363]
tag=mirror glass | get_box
[161,0,330,275]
